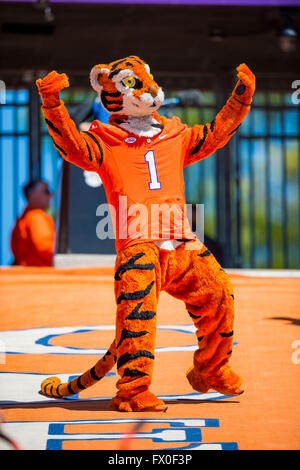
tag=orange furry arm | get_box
[36,71,104,172]
[184,64,255,167]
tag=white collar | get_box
[118,115,163,137]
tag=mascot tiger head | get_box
[90,56,165,117]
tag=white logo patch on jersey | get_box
[125,136,137,144]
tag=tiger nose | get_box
[146,85,158,98]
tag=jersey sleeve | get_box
[184,94,251,167]
[41,100,105,172]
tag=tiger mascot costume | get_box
[36,56,255,412]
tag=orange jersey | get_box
[41,91,251,253]
[88,115,197,252]
[10,207,55,266]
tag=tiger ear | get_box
[90,64,109,92]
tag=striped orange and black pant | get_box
[110,239,240,412]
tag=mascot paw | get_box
[234,63,255,104]
[186,365,244,396]
[36,71,69,107]
[36,71,69,95]
[236,63,255,81]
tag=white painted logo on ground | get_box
[0,324,196,355]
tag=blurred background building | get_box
[0,0,300,268]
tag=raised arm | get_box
[184,64,255,167]
[36,71,104,171]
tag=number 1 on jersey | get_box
[144,150,161,190]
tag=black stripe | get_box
[228,124,241,136]
[128,56,144,65]
[102,90,122,98]
[101,90,123,109]
[227,350,232,355]
[52,139,67,156]
[105,99,123,107]
[151,123,164,129]
[100,92,124,112]
[117,328,148,349]
[45,118,62,136]
[117,280,155,304]
[105,105,123,113]
[68,382,74,395]
[50,385,54,396]
[190,125,208,155]
[115,252,155,280]
[83,136,92,162]
[198,249,211,258]
[56,385,63,398]
[82,131,104,167]
[108,69,123,79]
[103,349,112,362]
[133,78,143,90]
[117,350,155,369]
[110,59,127,71]
[90,366,102,381]
[126,302,156,320]
[123,368,148,377]
[76,376,86,390]
[231,294,235,299]
[219,330,234,338]
[210,118,216,132]
[188,310,202,320]
[197,336,204,342]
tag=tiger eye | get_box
[123,76,136,88]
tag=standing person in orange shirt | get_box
[10,180,55,267]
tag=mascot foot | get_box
[186,365,243,396]
[141,404,168,412]
[109,390,167,412]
